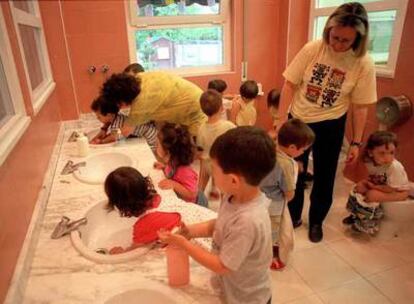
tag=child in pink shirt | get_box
[155,123,207,206]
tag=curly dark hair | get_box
[267,89,280,109]
[208,79,227,93]
[210,126,276,186]
[104,167,157,217]
[158,123,195,167]
[101,73,141,105]
[362,131,398,163]
[278,118,315,149]
[90,95,119,115]
[123,63,144,74]
[240,80,259,100]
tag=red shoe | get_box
[270,258,285,270]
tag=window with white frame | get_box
[0,7,31,166]
[309,0,409,77]
[128,0,231,75]
[10,0,55,114]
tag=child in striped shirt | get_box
[90,96,157,153]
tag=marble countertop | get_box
[17,120,222,304]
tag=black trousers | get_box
[288,114,347,226]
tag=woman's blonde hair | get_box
[322,2,369,57]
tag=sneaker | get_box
[309,224,323,243]
[342,215,356,225]
[292,219,303,229]
[270,258,285,270]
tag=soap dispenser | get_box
[76,132,89,157]
[166,244,190,287]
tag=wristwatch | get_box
[350,141,363,148]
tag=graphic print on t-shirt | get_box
[369,173,387,186]
[306,63,346,108]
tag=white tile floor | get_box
[207,162,414,304]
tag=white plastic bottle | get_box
[76,133,89,157]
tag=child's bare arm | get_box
[121,123,135,137]
[158,179,196,202]
[355,179,370,194]
[99,134,117,144]
[158,231,229,274]
[366,181,395,193]
[109,242,141,255]
[229,98,241,124]
[186,219,216,238]
[365,188,409,203]
[198,160,210,192]
[90,130,107,144]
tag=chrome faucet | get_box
[61,160,86,175]
[51,216,87,239]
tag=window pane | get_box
[18,24,44,90]
[13,0,35,14]
[317,0,379,8]
[368,10,396,65]
[136,26,223,70]
[313,16,328,41]
[137,0,220,17]
[0,58,15,128]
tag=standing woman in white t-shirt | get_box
[276,2,377,243]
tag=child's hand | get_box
[176,222,191,240]
[158,179,175,190]
[90,138,102,144]
[153,161,165,170]
[157,228,186,245]
[268,129,277,141]
[366,180,376,189]
[109,246,125,254]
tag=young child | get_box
[156,123,207,206]
[197,90,236,200]
[207,79,233,120]
[260,118,315,270]
[90,96,157,153]
[105,167,181,254]
[343,131,410,235]
[123,63,144,76]
[158,127,275,304]
[267,89,280,140]
[230,80,259,126]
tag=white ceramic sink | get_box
[71,200,153,264]
[105,289,180,304]
[73,152,135,185]
[71,197,216,264]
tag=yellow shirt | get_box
[126,72,206,135]
[283,40,377,123]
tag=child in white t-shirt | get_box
[197,90,236,200]
[230,80,258,126]
[207,79,233,120]
[343,131,410,235]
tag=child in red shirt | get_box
[105,167,181,254]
